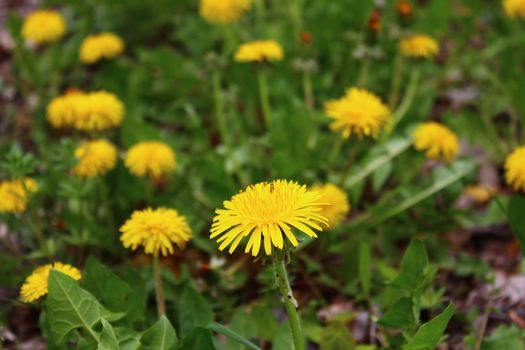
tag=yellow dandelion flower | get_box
[21,10,67,45]
[124,141,176,179]
[120,208,192,256]
[79,32,125,64]
[210,180,328,257]
[504,0,525,18]
[464,185,493,204]
[399,34,439,59]
[73,140,118,178]
[72,91,125,131]
[46,90,86,128]
[324,88,391,138]
[505,146,525,192]
[20,262,81,302]
[0,178,37,213]
[413,122,459,162]
[200,0,251,24]
[234,40,284,63]
[311,184,350,228]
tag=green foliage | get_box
[141,316,178,350]
[178,283,214,337]
[508,194,525,255]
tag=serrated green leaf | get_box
[141,315,178,350]
[47,270,102,345]
[320,322,356,350]
[82,256,144,321]
[508,194,525,256]
[392,239,428,292]
[98,319,120,350]
[179,283,214,337]
[404,304,455,350]
[178,327,216,350]
[377,297,415,330]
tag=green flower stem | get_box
[386,67,420,136]
[257,69,272,130]
[212,70,229,145]
[328,136,344,172]
[357,56,371,87]
[272,255,305,350]
[153,256,166,316]
[303,71,314,110]
[290,0,303,45]
[388,53,404,109]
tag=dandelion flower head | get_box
[46,90,86,129]
[210,180,328,257]
[413,122,459,162]
[21,10,67,45]
[200,0,251,24]
[505,146,525,192]
[324,88,391,138]
[504,0,525,19]
[311,183,350,228]
[124,141,176,179]
[73,140,118,178]
[234,40,284,63]
[20,262,81,302]
[120,208,192,256]
[399,34,439,58]
[80,32,125,64]
[0,178,37,213]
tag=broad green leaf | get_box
[141,315,178,350]
[177,327,216,350]
[392,239,428,292]
[208,322,263,350]
[377,297,415,330]
[179,283,214,337]
[508,194,525,256]
[358,241,372,298]
[320,322,356,350]
[47,270,102,344]
[82,256,144,321]
[404,304,455,350]
[272,323,294,350]
[481,325,525,350]
[98,319,120,350]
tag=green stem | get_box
[328,136,344,172]
[388,53,404,109]
[257,69,272,129]
[290,0,303,45]
[272,255,305,350]
[153,256,166,316]
[212,70,229,145]
[357,57,371,87]
[386,67,420,136]
[303,71,314,110]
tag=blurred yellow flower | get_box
[73,140,118,178]
[504,0,525,18]
[20,262,81,302]
[324,88,391,138]
[79,32,125,64]
[200,0,251,24]
[413,122,459,162]
[505,146,525,192]
[0,178,37,213]
[311,184,350,228]
[120,208,192,256]
[124,141,176,179]
[47,90,124,131]
[463,185,493,204]
[210,180,328,257]
[234,40,284,63]
[46,90,86,128]
[21,10,67,45]
[400,34,439,58]
[73,91,125,131]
